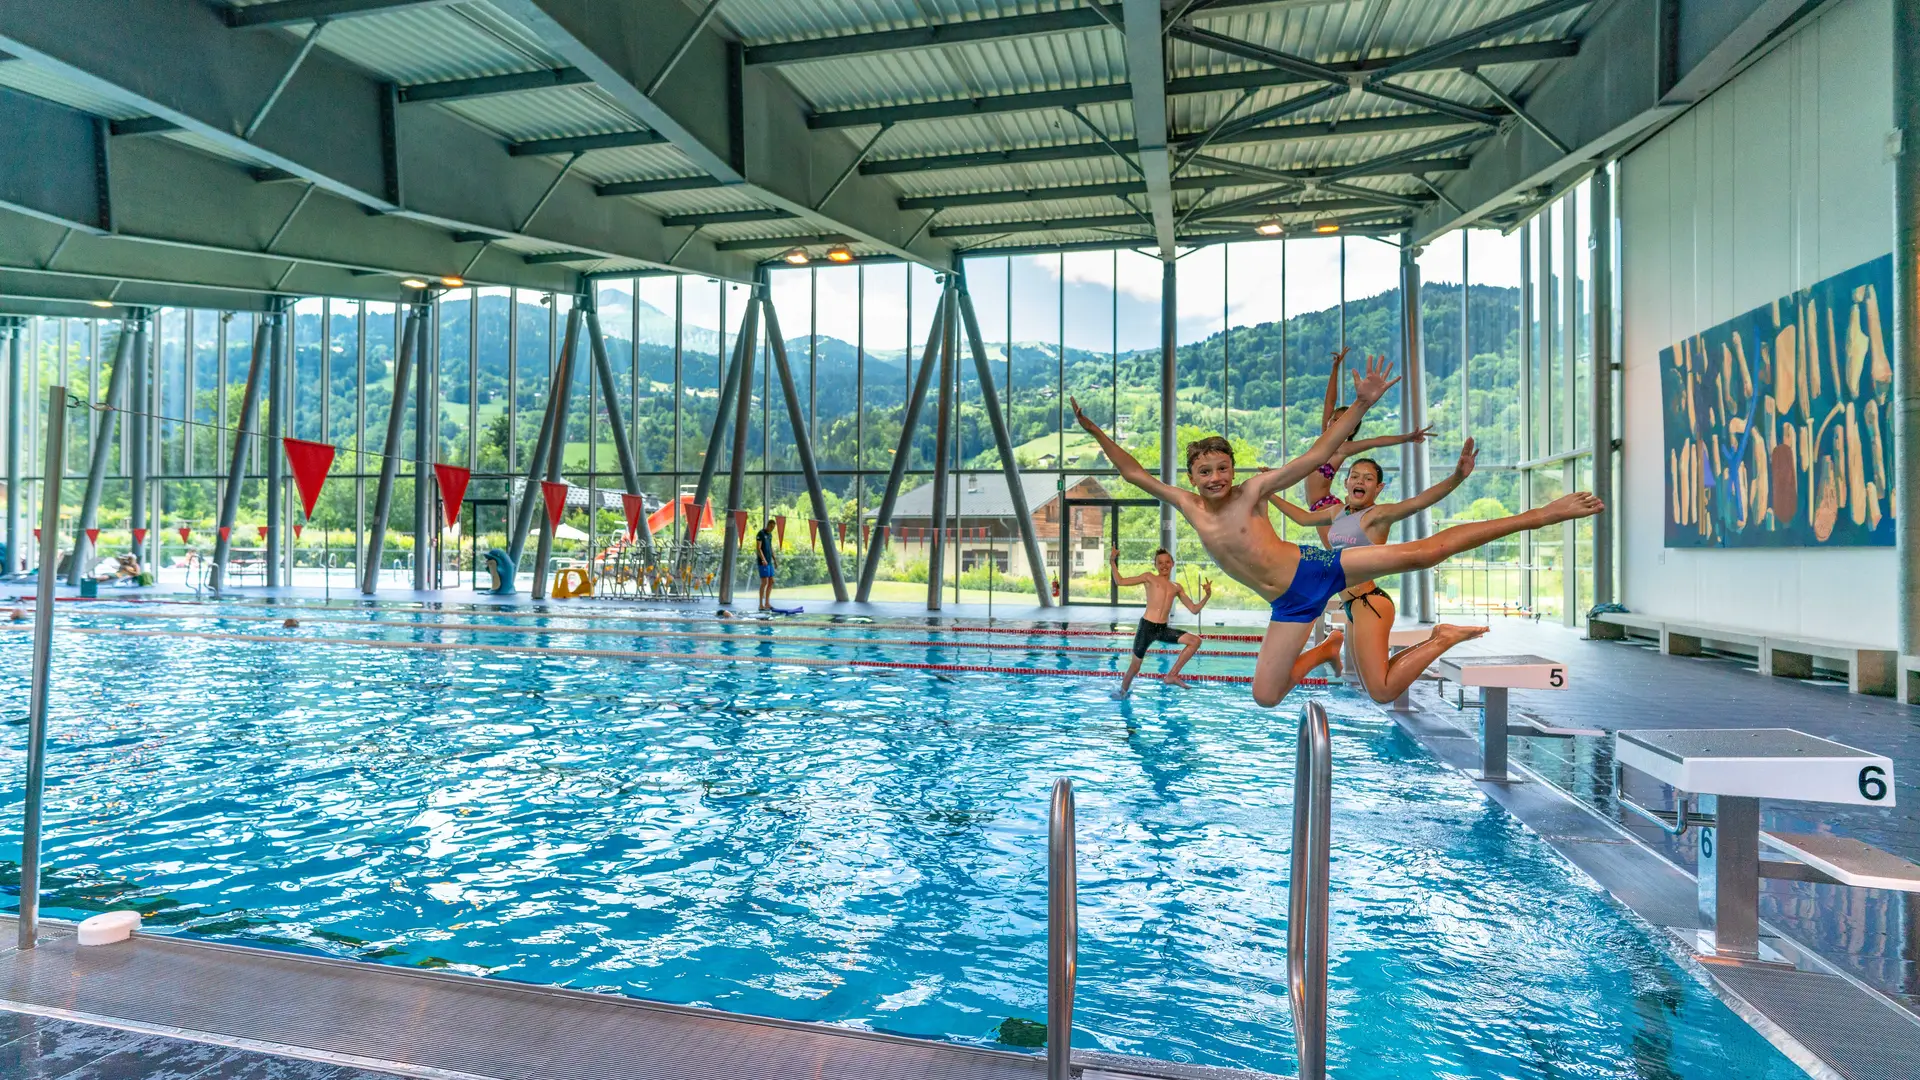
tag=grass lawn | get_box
[779,580,1043,606]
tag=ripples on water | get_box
[0,614,1800,1078]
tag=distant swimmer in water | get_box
[1271,440,1490,704]
[1111,547,1212,698]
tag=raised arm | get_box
[1267,494,1342,527]
[1341,426,1432,455]
[1071,397,1189,506]
[1372,439,1477,527]
[1246,355,1400,501]
[1319,347,1348,428]
[1109,548,1149,587]
[1176,579,1212,615]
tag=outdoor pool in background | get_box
[0,604,1803,1078]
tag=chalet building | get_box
[868,474,1112,584]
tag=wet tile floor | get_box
[0,1009,405,1080]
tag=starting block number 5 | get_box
[1548,667,1565,688]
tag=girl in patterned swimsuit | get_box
[1270,441,1492,705]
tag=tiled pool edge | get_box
[1386,684,1919,1080]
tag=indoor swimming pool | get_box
[0,603,1800,1078]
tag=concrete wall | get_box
[1619,0,1895,643]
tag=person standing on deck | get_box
[755,519,777,611]
[1112,547,1213,697]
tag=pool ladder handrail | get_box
[1290,701,1331,1080]
[1048,776,1076,1080]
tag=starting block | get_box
[1614,728,1898,963]
[1434,654,1568,781]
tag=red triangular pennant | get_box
[862,524,871,546]
[257,525,269,539]
[175,527,187,543]
[85,527,99,546]
[293,523,304,538]
[540,481,568,528]
[282,437,336,521]
[218,526,231,541]
[808,519,817,549]
[687,500,705,544]
[732,510,748,538]
[32,528,39,541]
[133,528,148,547]
[433,463,471,529]
[839,522,848,546]
[621,493,646,540]
[775,515,786,547]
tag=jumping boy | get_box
[1070,354,1602,709]
[1112,547,1213,697]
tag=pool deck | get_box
[1393,617,1920,1080]
[0,918,1263,1080]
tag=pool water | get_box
[0,605,1801,1078]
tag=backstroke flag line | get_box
[283,438,337,522]
[433,464,471,529]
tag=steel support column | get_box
[3,321,19,575]
[585,303,653,545]
[1400,236,1432,622]
[1160,259,1177,553]
[927,283,956,611]
[412,297,433,591]
[1590,169,1615,606]
[264,305,286,587]
[360,302,421,594]
[716,290,760,605]
[127,312,149,566]
[67,326,133,584]
[955,277,1049,605]
[505,308,569,568]
[857,296,947,602]
[529,303,583,600]
[1896,0,1920,657]
[682,306,751,565]
[212,319,271,591]
[762,294,849,602]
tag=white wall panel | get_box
[1619,0,1894,643]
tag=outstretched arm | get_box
[1176,579,1212,614]
[1319,347,1348,428]
[1109,549,1149,587]
[1267,495,1341,526]
[1071,397,1189,506]
[1372,439,1477,527]
[1340,426,1432,455]
[1246,355,1401,501]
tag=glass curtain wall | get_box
[0,198,1614,609]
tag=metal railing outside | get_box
[1047,776,1076,1080]
[1289,701,1332,1080]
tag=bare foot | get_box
[1111,683,1133,699]
[1431,623,1489,648]
[1536,492,1604,524]
[1321,629,1345,676]
[1163,675,1192,689]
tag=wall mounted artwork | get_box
[1661,254,1894,548]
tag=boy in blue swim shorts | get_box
[1072,354,1603,708]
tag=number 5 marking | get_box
[1859,765,1888,801]
[1548,668,1565,687]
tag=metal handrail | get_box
[1047,777,1076,1080]
[1289,702,1331,1080]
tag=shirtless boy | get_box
[1112,547,1212,697]
[1070,355,1603,708]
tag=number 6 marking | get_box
[1548,668,1565,687]
[1859,765,1888,801]
[1700,829,1715,859]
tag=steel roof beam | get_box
[492,0,952,266]
[399,67,591,105]
[862,111,1480,176]
[1119,0,1176,256]
[713,232,853,252]
[1410,0,1807,242]
[223,0,459,29]
[508,130,668,156]
[108,116,178,136]
[596,176,723,197]
[660,208,795,227]
[931,196,1402,237]
[0,0,757,281]
[808,39,1577,128]
[896,155,1467,210]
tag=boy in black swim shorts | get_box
[1113,547,1211,697]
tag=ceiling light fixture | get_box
[400,277,430,289]
[1255,218,1283,236]
[88,299,115,309]
[825,244,855,263]
[781,247,811,266]
[439,275,465,287]
[1313,220,1340,235]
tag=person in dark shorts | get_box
[1112,547,1212,697]
[755,519,777,611]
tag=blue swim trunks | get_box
[1269,546,1348,623]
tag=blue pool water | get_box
[0,604,1801,1078]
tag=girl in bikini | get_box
[1270,439,1490,704]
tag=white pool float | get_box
[77,910,141,946]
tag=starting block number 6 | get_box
[1860,766,1889,801]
